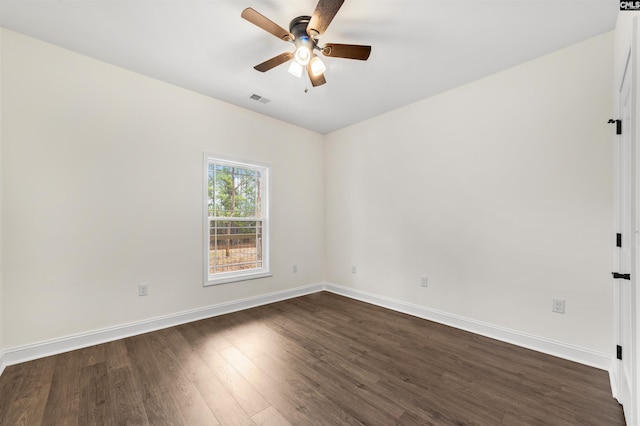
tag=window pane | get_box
[213,165,260,218]
[209,220,263,274]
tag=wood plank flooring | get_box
[0,292,625,425]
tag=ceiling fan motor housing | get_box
[289,16,317,50]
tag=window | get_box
[204,155,270,285]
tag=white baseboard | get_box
[0,283,324,372]
[609,364,619,401]
[0,281,614,383]
[324,283,614,372]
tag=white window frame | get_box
[203,153,271,286]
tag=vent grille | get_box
[249,94,271,104]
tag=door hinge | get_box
[617,345,622,360]
[612,272,631,280]
[616,233,622,248]
[608,119,622,135]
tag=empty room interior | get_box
[1,1,639,425]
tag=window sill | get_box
[204,271,272,287]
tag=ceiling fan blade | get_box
[254,52,294,72]
[307,63,327,87]
[241,8,294,41]
[306,0,345,38]
[322,43,371,60]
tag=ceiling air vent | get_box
[249,94,270,104]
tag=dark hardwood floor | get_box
[0,292,625,425]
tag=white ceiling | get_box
[0,0,618,134]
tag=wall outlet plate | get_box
[420,276,428,287]
[552,299,565,314]
[138,283,149,297]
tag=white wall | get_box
[325,32,615,353]
[1,29,325,348]
[0,26,617,361]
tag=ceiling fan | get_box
[241,0,371,87]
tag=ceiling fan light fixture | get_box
[294,45,311,65]
[309,56,326,77]
[288,61,304,77]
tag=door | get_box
[614,18,638,425]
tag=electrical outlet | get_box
[293,264,298,273]
[352,265,357,274]
[420,276,428,287]
[552,299,565,314]
[138,283,149,297]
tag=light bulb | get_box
[288,61,303,78]
[309,56,326,77]
[294,46,311,65]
